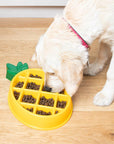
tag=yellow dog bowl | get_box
[8,69,73,130]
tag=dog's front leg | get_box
[84,42,110,76]
[93,47,114,106]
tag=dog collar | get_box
[63,18,89,49]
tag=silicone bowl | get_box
[8,69,73,130]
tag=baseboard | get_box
[0,6,64,18]
[0,0,67,6]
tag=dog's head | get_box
[36,17,88,96]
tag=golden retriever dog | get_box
[32,0,114,106]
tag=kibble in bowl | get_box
[26,82,40,90]
[39,96,54,107]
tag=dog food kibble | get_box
[30,74,42,79]
[14,91,20,100]
[57,101,66,108]
[15,82,24,88]
[39,96,54,107]
[55,111,59,114]
[22,95,36,103]
[59,90,64,94]
[26,108,33,112]
[42,86,52,92]
[26,82,40,90]
[36,110,51,115]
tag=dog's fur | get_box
[32,0,114,106]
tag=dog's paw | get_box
[84,63,103,76]
[93,91,113,106]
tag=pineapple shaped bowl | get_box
[8,69,73,130]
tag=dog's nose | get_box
[43,85,52,92]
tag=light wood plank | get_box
[0,18,53,28]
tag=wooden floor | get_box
[0,18,114,144]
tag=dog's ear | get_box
[61,58,83,96]
[31,35,44,62]
[36,35,44,54]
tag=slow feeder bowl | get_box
[8,69,73,130]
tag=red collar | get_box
[64,18,89,49]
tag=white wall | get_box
[0,0,68,18]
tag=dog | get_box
[32,0,114,106]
